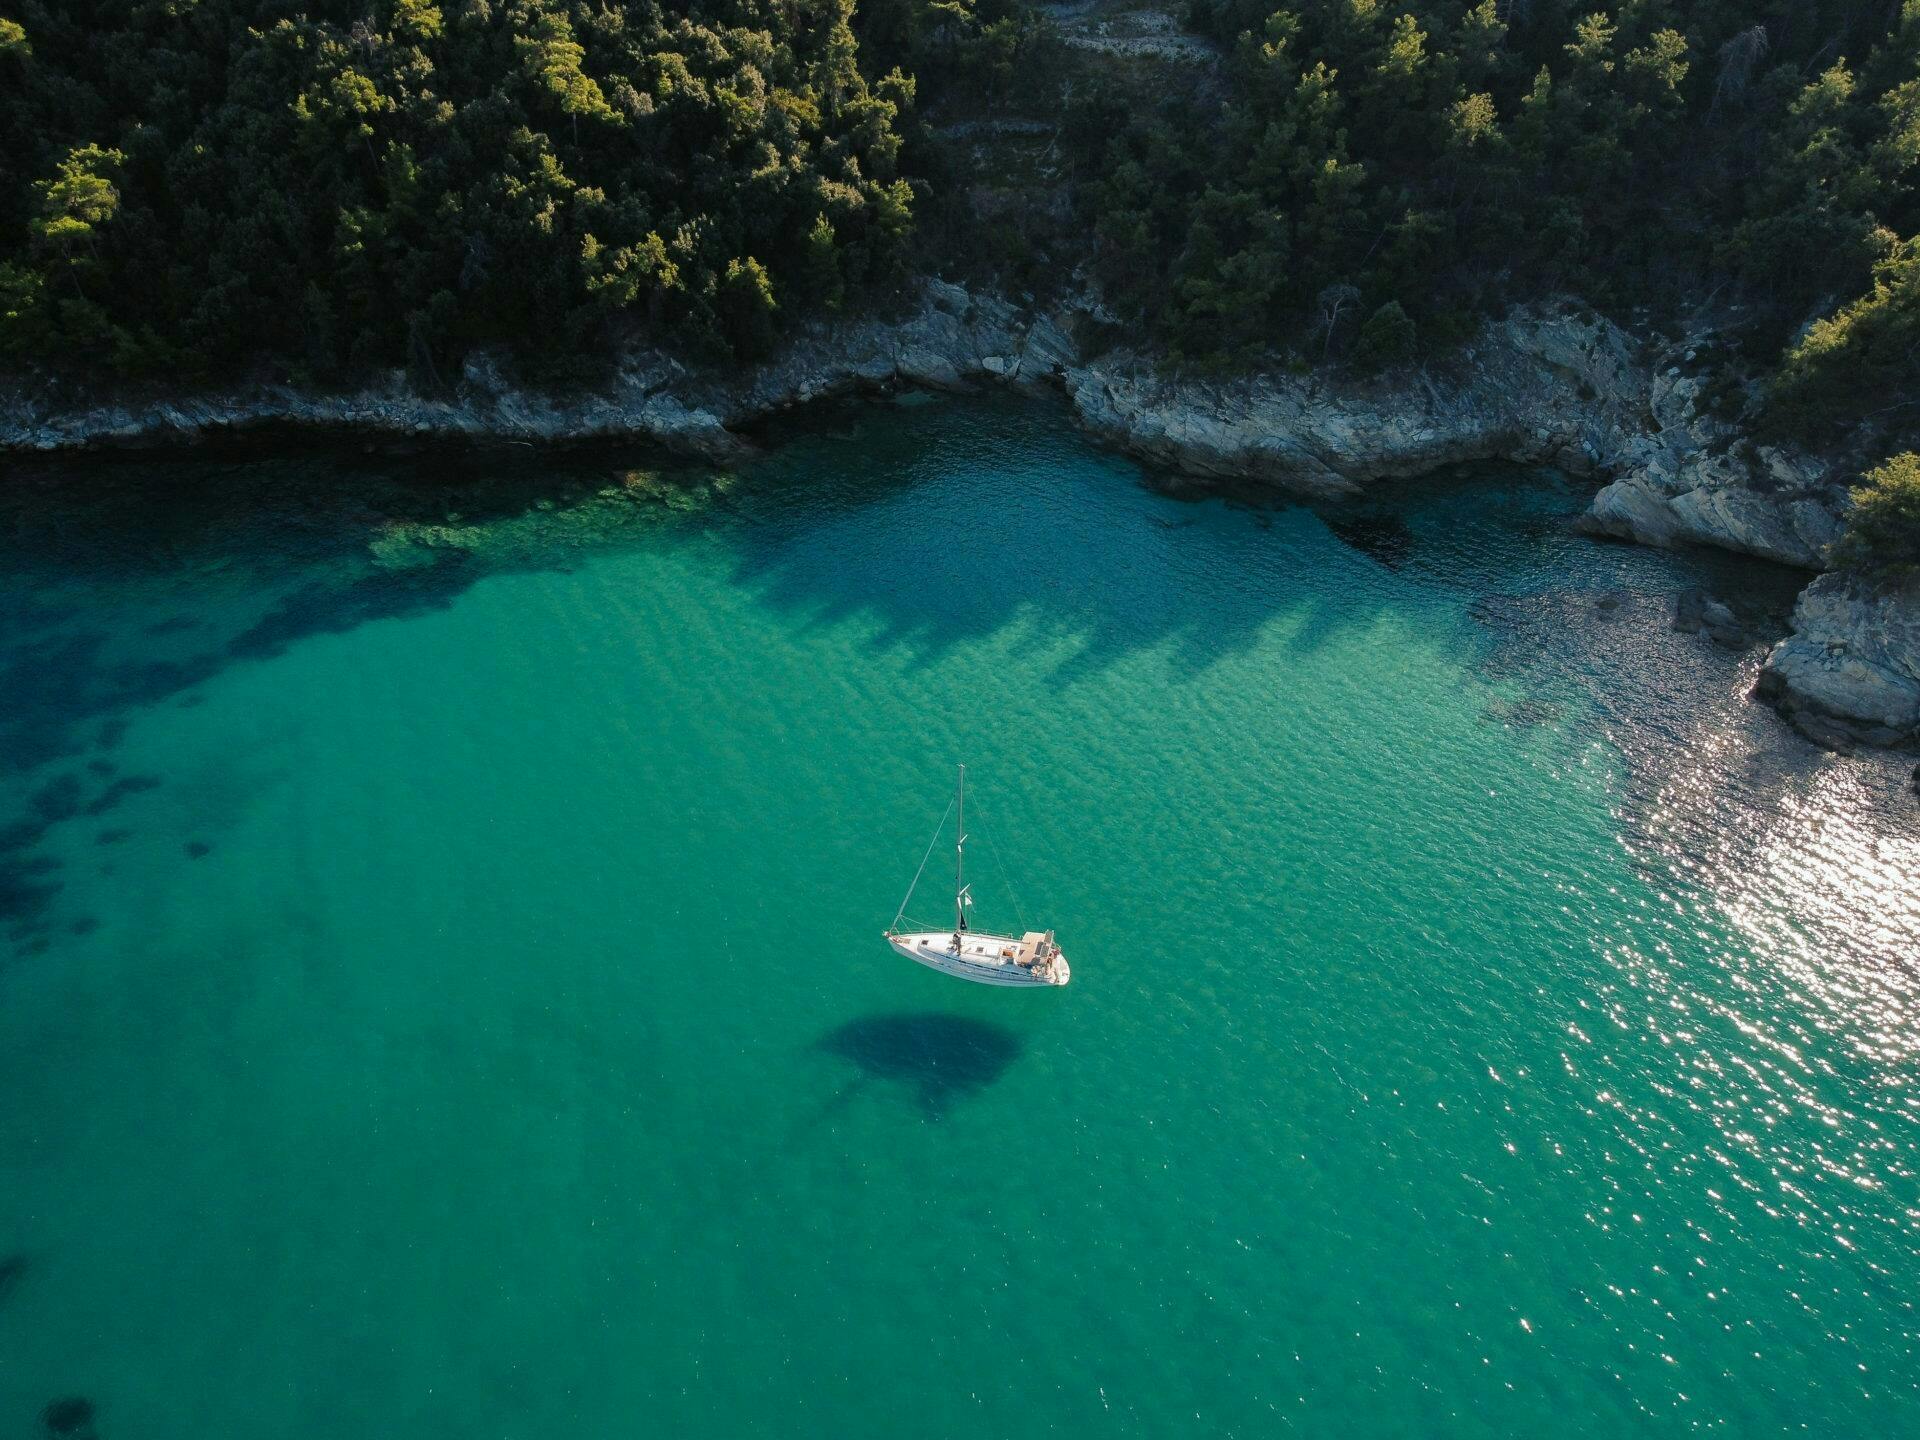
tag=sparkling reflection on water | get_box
[1441,495,1920,1393]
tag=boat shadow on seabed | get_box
[814,1012,1025,1121]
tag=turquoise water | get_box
[2,397,1916,1437]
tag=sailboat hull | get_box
[886,931,1071,988]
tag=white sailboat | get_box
[883,766,1071,988]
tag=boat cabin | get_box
[1015,931,1056,968]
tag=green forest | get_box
[0,0,933,379]
[1062,1,1919,425]
[0,0,1916,462]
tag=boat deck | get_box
[886,930,1071,987]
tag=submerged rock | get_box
[1324,510,1416,570]
[1673,588,1748,648]
[1482,695,1564,729]
[1673,587,1707,632]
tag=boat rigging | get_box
[883,765,1070,988]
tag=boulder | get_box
[1673,588,1748,647]
[1757,574,1920,748]
[1582,475,1682,547]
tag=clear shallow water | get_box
[1,396,1915,1437]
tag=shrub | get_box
[1352,301,1417,372]
[1772,238,1920,429]
[716,257,778,361]
[1838,453,1920,578]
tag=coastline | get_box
[3,281,1914,752]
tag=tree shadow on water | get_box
[714,399,1404,681]
[1,827,64,945]
[816,1012,1025,1120]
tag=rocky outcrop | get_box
[0,285,1667,503]
[0,276,1781,529]
[0,281,1067,463]
[0,283,1801,548]
[1757,574,1920,748]
[1673,588,1751,649]
[1579,360,1848,568]
[1050,1,1219,64]
[1573,341,1920,754]
[1060,306,1647,498]
[1584,439,1847,569]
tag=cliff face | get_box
[0,283,1753,532]
[1,281,1908,747]
[0,284,1662,480]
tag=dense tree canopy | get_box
[0,0,923,378]
[1064,0,1920,414]
[1036,0,1920,550]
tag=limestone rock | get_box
[1583,475,1683,548]
[1673,588,1748,647]
[1757,575,1920,748]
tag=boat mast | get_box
[955,764,966,935]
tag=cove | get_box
[0,394,1915,1438]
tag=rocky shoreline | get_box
[3,281,1914,751]
[1755,574,1920,750]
